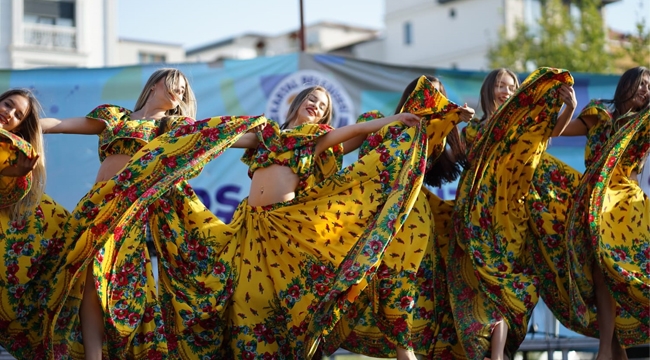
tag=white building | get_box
[0,0,185,69]
[0,0,119,69]
[118,38,185,66]
[352,0,621,70]
[186,21,379,62]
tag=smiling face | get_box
[152,75,187,111]
[494,72,517,107]
[629,73,649,110]
[295,89,330,126]
[0,94,30,132]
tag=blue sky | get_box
[118,0,647,49]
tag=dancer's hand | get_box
[558,85,577,110]
[394,112,420,127]
[1,152,38,177]
[458,103,475,123]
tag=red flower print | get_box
[518,92,534,107]
[10,332,28,351]
[117,170,132,182]
[464,321,483,335]
[115,272,129,287]
[213,262,226,275]
[492,128,505,142]
[309,264,325,279]
[344,269,359,281]
[128,312,141,327]
[607,156,616,168]
[146,349,164,360]
[379,287,392,300]
[399,296,414,309]
[612,249,627,261]
[90,222,108,236]
[162,156,178,169]
[392,317,408,336]
[379,151,390,163]
[114,308,128,320]
[552,223,564,233]
[314,283,329,296]
[368,134,383,147]
[10,219,27,231]
[287,285,301,299]
[11,242,25,254]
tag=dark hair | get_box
[603,66,650,120]
[478,68,519,121]
[280,86,332,130]
[396,76,467,187]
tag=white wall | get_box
[0,0,119,69]
[117,39,185,66]
[382,0,524,70]
[0,0,13,68]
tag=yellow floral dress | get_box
[565,102,650,346]
[448,68,574,359]
[0,130,70,360]
[320,78,467,359]
[45,83,434,358]
[43,106,262,359]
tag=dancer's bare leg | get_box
[489,320,508,360]
[80,267,105,360]
[593,266,616,360]
[396,347,418,360]
[612,334,629,360]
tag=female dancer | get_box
[320,75,473,360]
[0,89,70,359]
[42,79,426,358]
[39,68,212,358]
[448,67,577,360]
[562,66,649,359]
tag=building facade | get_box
[352,0,620,70]
[0,0,185,69]
[0,0,118,68]
[186,22,379,63]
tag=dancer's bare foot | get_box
[396,347,418,360]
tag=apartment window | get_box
[139,52,167,64]
[24,0,76,27]
[404,22,412,45]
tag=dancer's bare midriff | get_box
[94,154,132,182]
[248,164,299,207]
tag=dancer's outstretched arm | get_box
[41,117,106,135]
[315,113,419,157]
[231,133,260,149]
[557,113,599,137]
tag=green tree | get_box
[620,17,650,68]
[488,0,617,73]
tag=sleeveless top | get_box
[87,104,192,162]
[241,121,344,192]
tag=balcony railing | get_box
[22,23,77,51]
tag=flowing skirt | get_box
[0,195,70,359]
[448,68,574,358]
[566,108,650,346]
[45,114,430,359]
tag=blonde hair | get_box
[281,86,333,129]
[479,68,520,121]
[134,68,197,119]
[0,89,46,220]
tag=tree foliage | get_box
[488,0,625,74]
[619,17,650,68]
